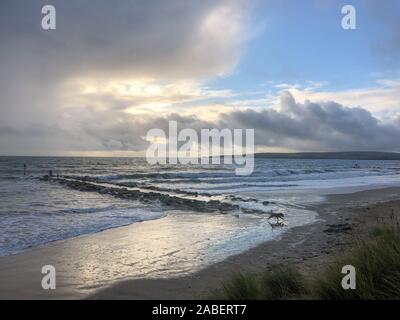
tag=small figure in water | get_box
[23,164,26,176]
[49,170,53,177]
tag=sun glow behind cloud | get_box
[61,77,236,118]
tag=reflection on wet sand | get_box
[0,207,316,298]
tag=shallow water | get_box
[55,211,315,288]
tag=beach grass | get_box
[215,224,400,300]
[261,265,307,299]
[314,225,400,299]
[217,272,262,300]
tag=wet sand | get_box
[1,186,400,299]
[90,186,400,299]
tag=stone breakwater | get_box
[40,175,273,214]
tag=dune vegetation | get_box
[214,224,400,300]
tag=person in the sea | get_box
[23,164,26,175]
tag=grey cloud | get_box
[0,0,253,155]
[219,92,400,152]
[2,91,400,154]
[81,112,213,152]
[0,0,250,79]
[72,92,400,153]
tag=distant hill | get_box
[254,152,400,160]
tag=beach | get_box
[2,0,400,305]
[1,185,399,299]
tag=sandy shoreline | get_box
[1,186,400,299]
[90,186,400,299]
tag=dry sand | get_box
[1,186,400,299]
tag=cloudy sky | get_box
[0,0,399,156]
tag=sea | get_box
[1,156,400,261]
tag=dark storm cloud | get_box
[219,92,400,152]
[70,92,400,153]
[0,0,252,154]
[2,87,399,154]
[79,111,215,152]
[0,0,248,79]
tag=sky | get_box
[0,0,399,156]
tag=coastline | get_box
[1,186,400,299]
[90,186,400,299]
